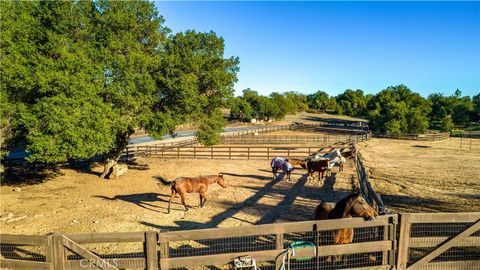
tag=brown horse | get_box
[306,158,330,185]
[288,158,307,169]
[157,174,226,214]
[314,192,377,261]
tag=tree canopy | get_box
[1,1,239,170]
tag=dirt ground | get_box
[358,137,480,213]
[0,157,356,235]
[1,135,478,237]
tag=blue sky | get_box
[155,1,480,97]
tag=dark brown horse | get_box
[306,158,330,185]
[314,192,377,261]
[157,174,226,214]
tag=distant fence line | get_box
[125,145,352,160]
[450,130,480,138]
[124,122,371,159]
[1,212,479,270]
[373,132,449,141]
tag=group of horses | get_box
[157,146,377,262]
[271,148,351,185]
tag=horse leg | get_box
[168,188,176,214]
[199,192,207,208]
[287,171,291,182]
[272,168,277,180]
[180,193,188,211]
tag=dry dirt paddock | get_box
[0,156,357,235]
[358,137,480,213]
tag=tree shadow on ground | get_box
[1,165,64,186]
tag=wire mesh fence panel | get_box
[316,251,384,270]
[64,242,144,260]
[0,243,47,262]
[408,221,480,266]
[168,235,276,258]
[169,260,276,270]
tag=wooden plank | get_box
[317,240,392,256]
[63,258,146,270]
[144,232,158,270]
[159,216,393,241]
[160,240,392,268]
[158,237,169,270]
[339,266,390,270]
[408,212,480,223]
[397,214,412,270]
[46,235,53,270]
[0,259,51,270]
[52,234,65,270]
[408,219,480,270]
[275,233,284,270]
[413,260,480,270]
[62,236,119,270]
[409,236,480,248]
[65,232,145,244]
[0,234,48,245]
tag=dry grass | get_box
[358,137,480,213]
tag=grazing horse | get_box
[313,149,346,174]
[305,158,330,185]
[341,147,356,161]
[314,192,377,262]
[271,157,294,181]
[157,174,226,214]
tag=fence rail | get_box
[127,145,352,160]
[373,133,449,141]
[1,213,478,270]
[354,148,387,215]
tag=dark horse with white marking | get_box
[157,174,226,213]
[314,192,377,261]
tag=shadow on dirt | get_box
[93,193,179,213]
[1,165,64,186]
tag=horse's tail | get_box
[156,176,173,187]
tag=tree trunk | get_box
[100,130,132,179]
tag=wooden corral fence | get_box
[126,145,351,160]
[220,133,364,145]
[373,133,450,141]
[1,212,478,270]
[291,122,370,134]
[354,148,387,215]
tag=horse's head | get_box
[350,193,377,220]
[300,161,307,169]
[217,174,227,188]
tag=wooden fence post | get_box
[52,234,65,270]
[145,231,158,270]
[158,237,169,270]
[46,235,53,270]
[275,233,284,270]
[229,147,231,159]
[397,214,412,270]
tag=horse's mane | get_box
[328,192,360,219]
